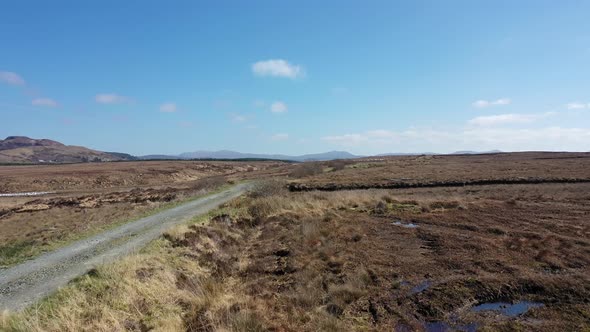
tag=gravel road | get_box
[0,183,250,312]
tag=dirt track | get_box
[0,183,250,312]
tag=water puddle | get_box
[392,220,419,228]
[409,280,431,294]
[471,301,543,317]
[0,191,56,197]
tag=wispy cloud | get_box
[95,93,131,104]
[252,59,304,79]
[566,102,589,110]
[230,113,247,122]
[468,112,554,126]
[31,98,58,108]
[322,127,590,152]
[271,133,289,141]
[160,102,177,113]
[178,121,193,128]
[0,71,25,86]
[270,101,288,113]
[472,98,511,108]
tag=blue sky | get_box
[1,0,589,155]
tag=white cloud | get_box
[469,114,534,126]
[0,71,25,86]
[494,98,511,105]
[31,98,58,108]
[468,112,554,126]
[322,127,590,152]
[178,121,193,128]
[472,98,512,108]
[271,133,289,141]
[566,102,589,110]
[160,102,177,113]
[270,101,288,113]
[252,59,304,79]
[95,93,130,104]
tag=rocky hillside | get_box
[0,136,133,164]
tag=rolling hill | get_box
[0,136,134,164]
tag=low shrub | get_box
[289,163,324,178]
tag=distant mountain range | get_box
[0,137,362,164]
[451,150,503,155]
[0,136,507,164]
[142,149,506,161]
[149,150,360,162]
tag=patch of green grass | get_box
[0,241,38,267]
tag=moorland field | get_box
[1,152,589,331]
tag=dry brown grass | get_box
[0,160,282,193]
[3,178,589,331]
[290,152,590,189]
[0,207,257,332]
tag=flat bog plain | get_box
[0,161,283,266]
[1,153,590,331]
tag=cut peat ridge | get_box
[288,177,590,191]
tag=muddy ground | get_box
[166,180,590,331]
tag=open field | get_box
[0,161,284,266]
[1,153,589,331]
[289,152,590,190]
[0,160,284,193]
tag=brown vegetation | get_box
[0,160,282,193]
[1,153,589,331]
[290,152,590,190]
[4,180,588,331]
[0,161,284,266]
